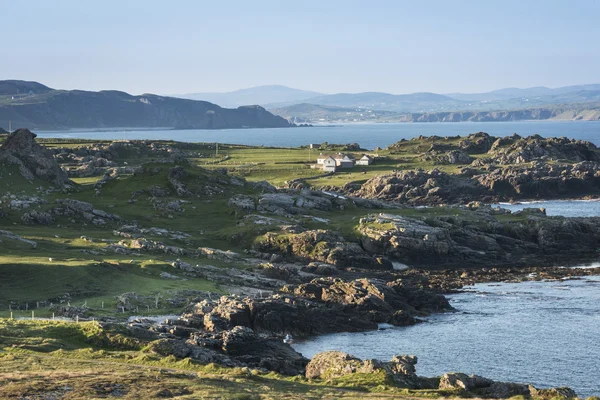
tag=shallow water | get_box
[495,199,600,217]
[36,120,600,150]
[292,276,600,397]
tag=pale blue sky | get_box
[1,0,598,95]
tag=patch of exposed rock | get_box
[354,162,600,205]
[305,351,577,398]
[0,128,71,187]
[358,211,600,268]
[255,229,392,270]
[305,351,421,387]
[53,199,120,225]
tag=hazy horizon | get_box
[2,0,599,95]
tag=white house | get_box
[332,153,355,168]
[356,154,373,166]
[322,156,337,172]
[316,153,327,165]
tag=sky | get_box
[1,0,599,95]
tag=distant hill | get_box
[446,84,600,102]
[0,80,52,96]
[272,102,600,123]
[174,85,323,108]
[0,81,291,130]
[266,84,600,114]
[271,103,400,123]
[274,92,465,112]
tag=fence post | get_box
[10,311,13,320]
[32,311,35,320]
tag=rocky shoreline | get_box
[115,263,600,398]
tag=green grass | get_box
[0,319,449,399]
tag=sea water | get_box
[292,276,600,397]
[36,120,600,150]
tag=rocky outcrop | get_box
[21,210,54,225]
[229,190,346,216]
[358,211,600,268]
[168,166,192,196]
[281,277,451,326]
[0,128,71,186]
[305,352,577,398]
[488,135,600,164]
[53,199,120,225]
[422,149,472,165]
[359,133,600,205]
[438,372,577,399]
[355,162,600,205]
[255,229,392,270]
[305,351,420,387]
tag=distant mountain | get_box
[0,81,291,130]
[267,84,600,114]
[174,85,324,108]
[276,92,465,112]
[446,84,600,102]
[272,102,600,123]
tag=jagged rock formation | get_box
[358,211,600,268]
[364,132,600,205]
[0,128,71,186]
[355,162,600,205]
[304,351,577,398]
[136,277,449,375]
[305,351,421,387]
[362,133,600,204]
[255,229,393,270]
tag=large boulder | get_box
[0,128,71,187]
[305,351,420,387]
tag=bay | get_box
[36,121,600,150]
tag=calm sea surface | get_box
[36,121,600,149]
[293,200,600,398]
[292,276,600,397]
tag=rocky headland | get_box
[352,132,600,205]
